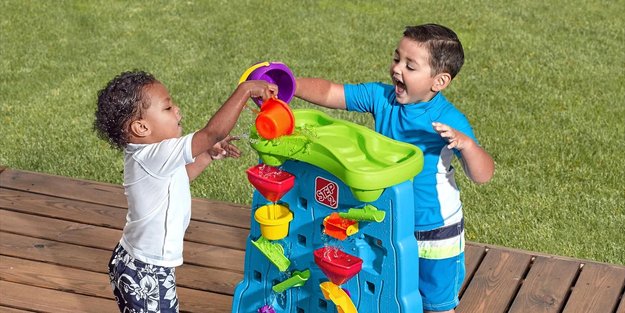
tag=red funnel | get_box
[314,247,362,285]
[246,164,295,202]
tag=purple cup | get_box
[247,62,296,106]
[258,305,276,313]
[343,287,351,298]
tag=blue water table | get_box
[232,109,424,313]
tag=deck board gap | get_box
[458,245,487,299]
[504,255,536,313]
[615,282,625,313]
[558,262,585,313]
[0,229,115,252]
[567,262,586,289]
[1,184,127,210]
[0,305,38,313]
[183,260,245,274]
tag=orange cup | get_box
[256,97,295,139]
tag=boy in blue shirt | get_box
[294,24,494,312]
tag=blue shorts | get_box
[108,244,180,313]
[415,219,466,311]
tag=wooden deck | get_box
[1,166,624,313]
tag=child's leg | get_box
[420,253,465,312]
[108,244,180,313]
[415,219,465,312]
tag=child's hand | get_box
[209,135,241,160]
[242,80,279,103]
[432,122,473,151]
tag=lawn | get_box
[1,0,623,265]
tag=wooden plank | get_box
[186,216,248,250]
[190,197,251,229]
[0,187,127,228]
[562,262,625,313]
[1,208,121,248]
[0,168,126,208]
[0,188,249,250]
[0,280,118,313]
[456,247,532,313]
[616,296,625,313]
[183,240,244,272]
[0,231,111,272]
[0,254,115,298]
[176,262,242,295]
[0,306,35,313]
[0,169,252,228]
[0,255,233,312]
[461,243,487,296]
[178,287,233,313]
[0,210,245,271]
[0,232,242,294]
[508,256,581,313]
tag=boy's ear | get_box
[432,73,452,92]
[129,120,151,137]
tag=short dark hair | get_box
[403,24,464,79]
[94,70,157,150]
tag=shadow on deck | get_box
[1,167,624,313]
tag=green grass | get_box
[1,0,623,265]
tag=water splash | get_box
[294,124,319,141]
[278,238,292,257]
[236,133,250,140]
[255,163,285,179]
[231,132,259,153]
[246,102,260,115]
[275,291,287,308]
[322,245,341,260]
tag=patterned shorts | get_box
[415,218,466,311]
[108,244,179,313]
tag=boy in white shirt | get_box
[94,70,277,312]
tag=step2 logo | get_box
[315,177,338,209]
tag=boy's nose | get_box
[391,70,401,81]
[390,63,401,75]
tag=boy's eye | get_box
[406,65,415,71]
[165,107,172,110]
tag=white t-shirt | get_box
[120,133,195,267]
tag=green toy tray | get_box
[250,109,423,202]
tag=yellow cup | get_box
[254,204,294,240]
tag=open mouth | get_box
[393,77,406,95]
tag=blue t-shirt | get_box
[345,82,477,231]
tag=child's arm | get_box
[295,78,346,109]
[186,152,213,181]
[191,80,277,158]
[432,122,495,184]
[186,136,241,181]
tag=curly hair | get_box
[403,24,464,79]
[94,71,157,150]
